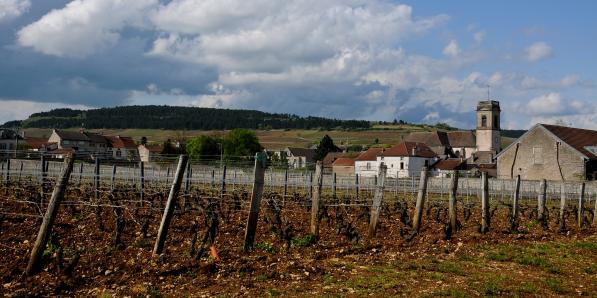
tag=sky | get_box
[0,0,596,129]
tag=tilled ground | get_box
[1,186,596,297]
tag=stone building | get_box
[475,100,501,153]
[496,124,597,181]
[332,157,355,176]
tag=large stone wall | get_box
[497,127,586,181]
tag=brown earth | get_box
[1,183,596,297]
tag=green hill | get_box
[2,105,371,130]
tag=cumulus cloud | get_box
[524,92,587,117]
[443,40,461,57]
[17,0,157,57]
[0,0,30,22]
[525,41,552,62]
[0,99,93,124]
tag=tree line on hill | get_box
[1,106,371,130]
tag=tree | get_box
[314,134,340,161]
[140,136,148,145]
[222,129,263,159]
[186,135,221,160]
[161,139,178,155]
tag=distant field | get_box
[23,127,516,150]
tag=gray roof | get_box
[54,129,89,141]
[83,132,108,144]
[0,129,21,140]
[286,147,316,161]
[447,131,476,147]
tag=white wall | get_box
[377,156,436,178]
[354,160,378,177]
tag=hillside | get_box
[1,105,371,130]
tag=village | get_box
[2,99,596,182]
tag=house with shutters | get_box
[377,142,438,178]
[106,136,139,160]
[354,147,384,177]
[496,124,597,181]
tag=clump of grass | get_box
[437,262,463,275]
[544,277,568,294]
[254,242,275,253]
[291,234,316,247]
[517,282,537,294]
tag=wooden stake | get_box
[220,165,227,196]
[448,170,459,233]
[153,155,188,255]
[412,167,429,233]
[332,172,337,200]
[139,161,145,203]
[243,152,267,251]
[578,182,585,228]
[368,163,387,238]
[559,183,566,231]
[512,175,521,230]
[537,179,547,224]
[111,164,117,192]
[480,172,490,233]
[283,168,288,197]
[26,153,75,275]
[310,161,323,238]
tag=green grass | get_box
[291,234,316,247]
[544,277,568,294]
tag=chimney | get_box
[411,145,417,156]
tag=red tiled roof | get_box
[24,137,51,149]
[355,147,384,161]
[447,131,476,147]
[433,159,466,170]
[332,157,355,166]
[143,144,163,153]
[382,142,437,158]
[107,136,137,148]
[542,124,597,159]
[323,152,346,166]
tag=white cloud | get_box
[0,99,93,124]
[525,41,552,62]
[524,92,587,117]
[0,0,30,22]
[473,31,485,43]
[443,40,461,57]
[17,0,157,57]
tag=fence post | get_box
[26,153,75,275]
[448,170,459,233]
[480,171,490,233]
[332,172,337,200]
[412,167,429,233]
[355,174,360,201]
[94,159,100,201]
[220,165,227,196]
[153,155,188,255]
[559,183,566,231]
[243,152,267,251]
[512,175,521,230]
[39,155,47,199]
[111,164,117,192]
[310,161,324,238]
[211,169,215,188]
[368,163,387,238]
[537,179,547,224]
[185,162,191,193]
[578,182,585,228]
[77,162,83,188]
[308,171,313,198]
[139,161,145,203]
[18,161,23,183]
[283,168,288,197]
[5,158,10,185]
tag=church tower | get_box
[476,100,501,152]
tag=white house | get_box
[354,147,384,177]
[377,142,438,178]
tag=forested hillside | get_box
[2,106,371,130]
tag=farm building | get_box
[404,131,451,157]
[0,129,20,153]
[354,147,384,177]
[332,157,355,176]
[106,136,139,160]
[138,144,163,162]
[431,159,467,178]
[377,142,438,178]
[284,147,316,169]
[496,124,597,181]
[447,131,476,159]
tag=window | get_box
[533,147,543,164]
[63,140,70,145]
[400,162,404,170]
[116,150,122,157]
[424,160,429,167]
[366,162,371,170]
[481,115,487,127]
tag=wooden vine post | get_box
[480,171,490,233]
[26,153,75,275]
[559,183,566,231]
[243,152,267,251]
[537,179,547,225]
[153,155,188,255]
[578,182,585,228]
[310,161,324,238]
[512,175,521,230]
[412,167,429,233]
[368,163,387,238]
[139,161,145,203]
[448,170,459,233]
